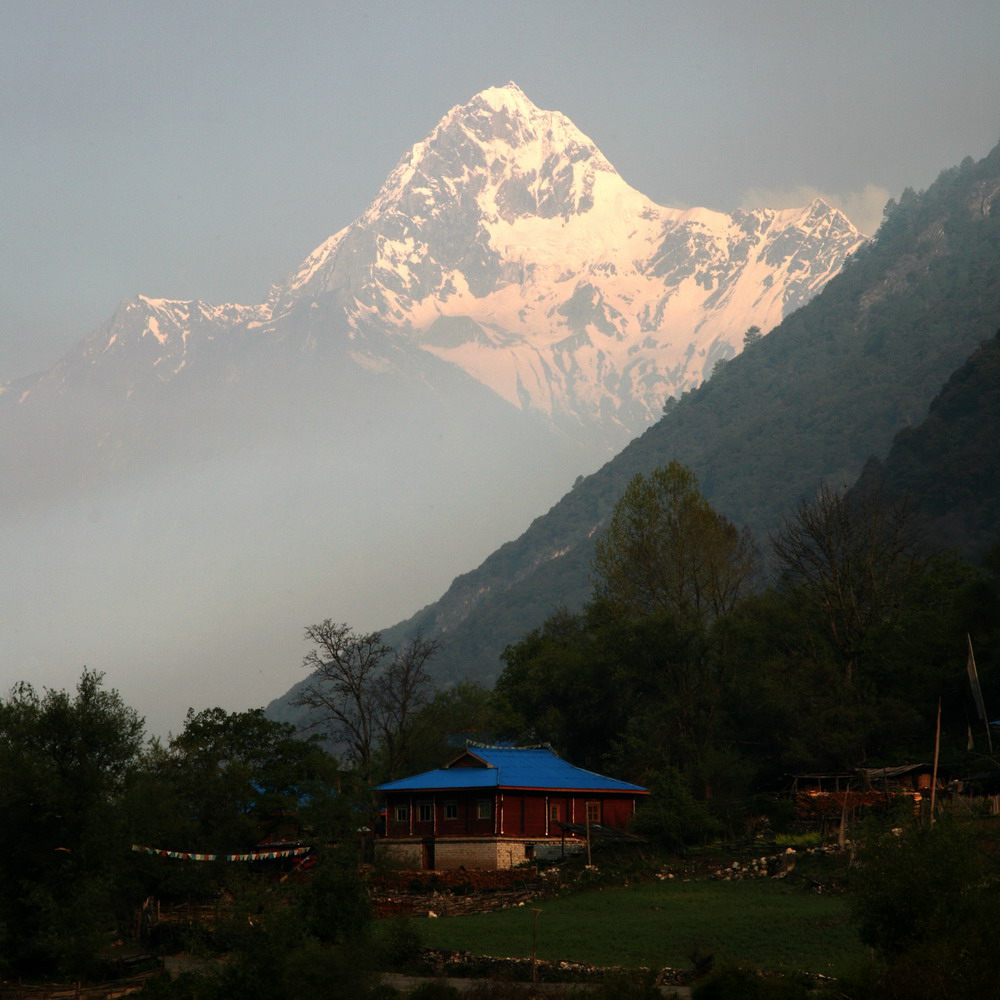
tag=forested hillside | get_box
[855,330,1000,560]
[355,142,1000,693]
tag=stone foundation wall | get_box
[376,841,423,869]
[442,839,508,870]
[375,836,582,871]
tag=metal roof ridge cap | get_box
[497,784,650,792]
[442,748,492,769]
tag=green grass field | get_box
[415,879,866,978]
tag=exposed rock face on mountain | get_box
[0,83,864,733]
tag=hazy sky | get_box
[3,0,999,381]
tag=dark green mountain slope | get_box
[856,330,1000,561]
[268,143,1000,718]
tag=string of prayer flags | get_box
[131,844,311,862]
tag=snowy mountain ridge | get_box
[6,81,864,446]
[263,82,865,441]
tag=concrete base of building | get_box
[375,836,585,870]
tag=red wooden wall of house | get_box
[382,789,638,840]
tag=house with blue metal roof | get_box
[375,744,647,870]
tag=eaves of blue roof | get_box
[378,768,501,792]
[377,747,646,794]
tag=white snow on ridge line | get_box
[286,228,349,292]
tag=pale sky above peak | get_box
[2,0,998,382]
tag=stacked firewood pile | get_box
[793,789,890,817]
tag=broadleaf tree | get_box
[592,461,758,626]
[771,481,928,688]
[0,670,146,977]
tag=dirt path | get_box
[381,973,691,997]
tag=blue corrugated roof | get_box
[377,746,647,794]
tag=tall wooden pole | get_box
[929,698,941,824]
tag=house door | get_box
[421,837,435,870]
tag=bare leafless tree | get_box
[292,620,439,783]
[771,482,927,687]
[375,632,440,780]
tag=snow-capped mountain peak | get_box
[14,83,865,455]
[368,81,617,224]
[278,83,633,309]
[269,84,865,443]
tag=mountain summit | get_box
[332,140,1000,703]
[6,83,865,454]
[265,82,865,444]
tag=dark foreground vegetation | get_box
[2,452,999,998]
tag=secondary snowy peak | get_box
[99,296,267,353]
[8,295,272,403]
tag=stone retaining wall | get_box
[368,866,549,918]
[415,949,691,988]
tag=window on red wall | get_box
[586,801,601,824]
[444,802,458,820]
[549,803,561,822]
[394,805,408,823]
[418,802,433,823]
[477,799,492,819]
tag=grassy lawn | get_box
[415,879,866,978]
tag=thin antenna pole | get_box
[967,635,993,754]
